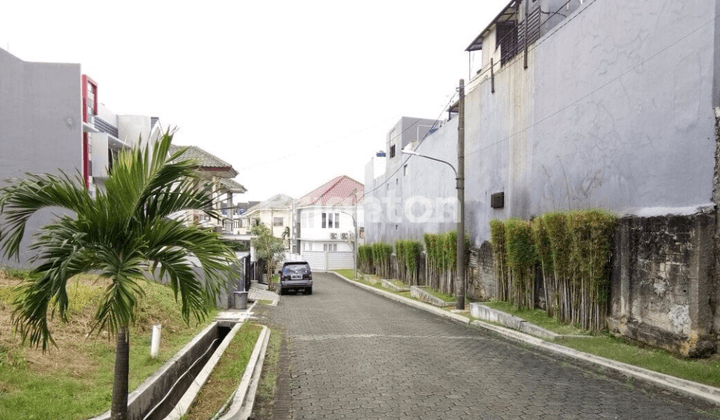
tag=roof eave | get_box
[465,0,520,52]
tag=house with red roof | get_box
[293,175,364,271]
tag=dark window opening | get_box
[390,145,396,158]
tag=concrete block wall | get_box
[609,210,717,357]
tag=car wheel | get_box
[279,287,284,296]
[307,287,313,295]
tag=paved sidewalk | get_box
[332,272,720,408]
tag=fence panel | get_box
[327,252,355,270]
[302,251,327,272]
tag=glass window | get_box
[335,213,340,228]
[322,213,327,228]
[273,217,283,227]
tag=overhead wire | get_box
[466,6,719,158]
[365,0,594,199]
[364,0,717,199]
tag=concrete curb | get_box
[165,321,253,419]
[330,271,720,407]
[330,272,470,326]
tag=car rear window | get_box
[283,263,310,274]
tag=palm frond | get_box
[0,171,92,260]
[2,127,239,351]
[144,218,236,322]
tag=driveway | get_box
[257,272,717,419]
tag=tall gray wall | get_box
[0,49,82,267]
[366,0,718,246]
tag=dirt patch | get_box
[0,271,112,379]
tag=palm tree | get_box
[0,131,237,420]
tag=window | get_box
[273,217,283,227]
[302,212,314,228]
[321,212,340,228]
[396,178,398,185]
[403,165,408,176]
[390,145,396,158]
[323,243,338,252]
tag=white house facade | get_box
[238,194,294,245]
[293,176,364,271]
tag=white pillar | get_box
[150,324,162,358]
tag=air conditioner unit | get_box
[330,233,338,239]
[341,233,348,240]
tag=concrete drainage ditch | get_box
[88,319,269,420]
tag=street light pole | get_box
[457,79,465,310]
[401,79,466,311]
[332,190,359,280]
[353,188,358,280]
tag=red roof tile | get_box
[297,175,364,207]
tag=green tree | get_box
[282,226,291,248]
[250,223,285,289]
[0,132,237,420]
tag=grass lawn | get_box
[0,269,217,420]
[256,299,274,306]
[334,269,357,280]
[252,327,282,418]
[557,335,720,388]
[184,323,262,419]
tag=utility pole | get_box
[353,189,358,280]
[457,79,466,310]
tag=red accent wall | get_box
[81,75,97,189]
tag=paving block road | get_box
[255,273,719,419]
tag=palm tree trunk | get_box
[111,326,130,420]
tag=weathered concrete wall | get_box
[364,0,719,349]
[467,242,495,300]
[367,0,717,250]
[609,209,716,357]
[0,49,82,267]
[365,117,458,245]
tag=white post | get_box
[150,324,162,358]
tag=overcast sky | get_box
[1,0,508,202]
